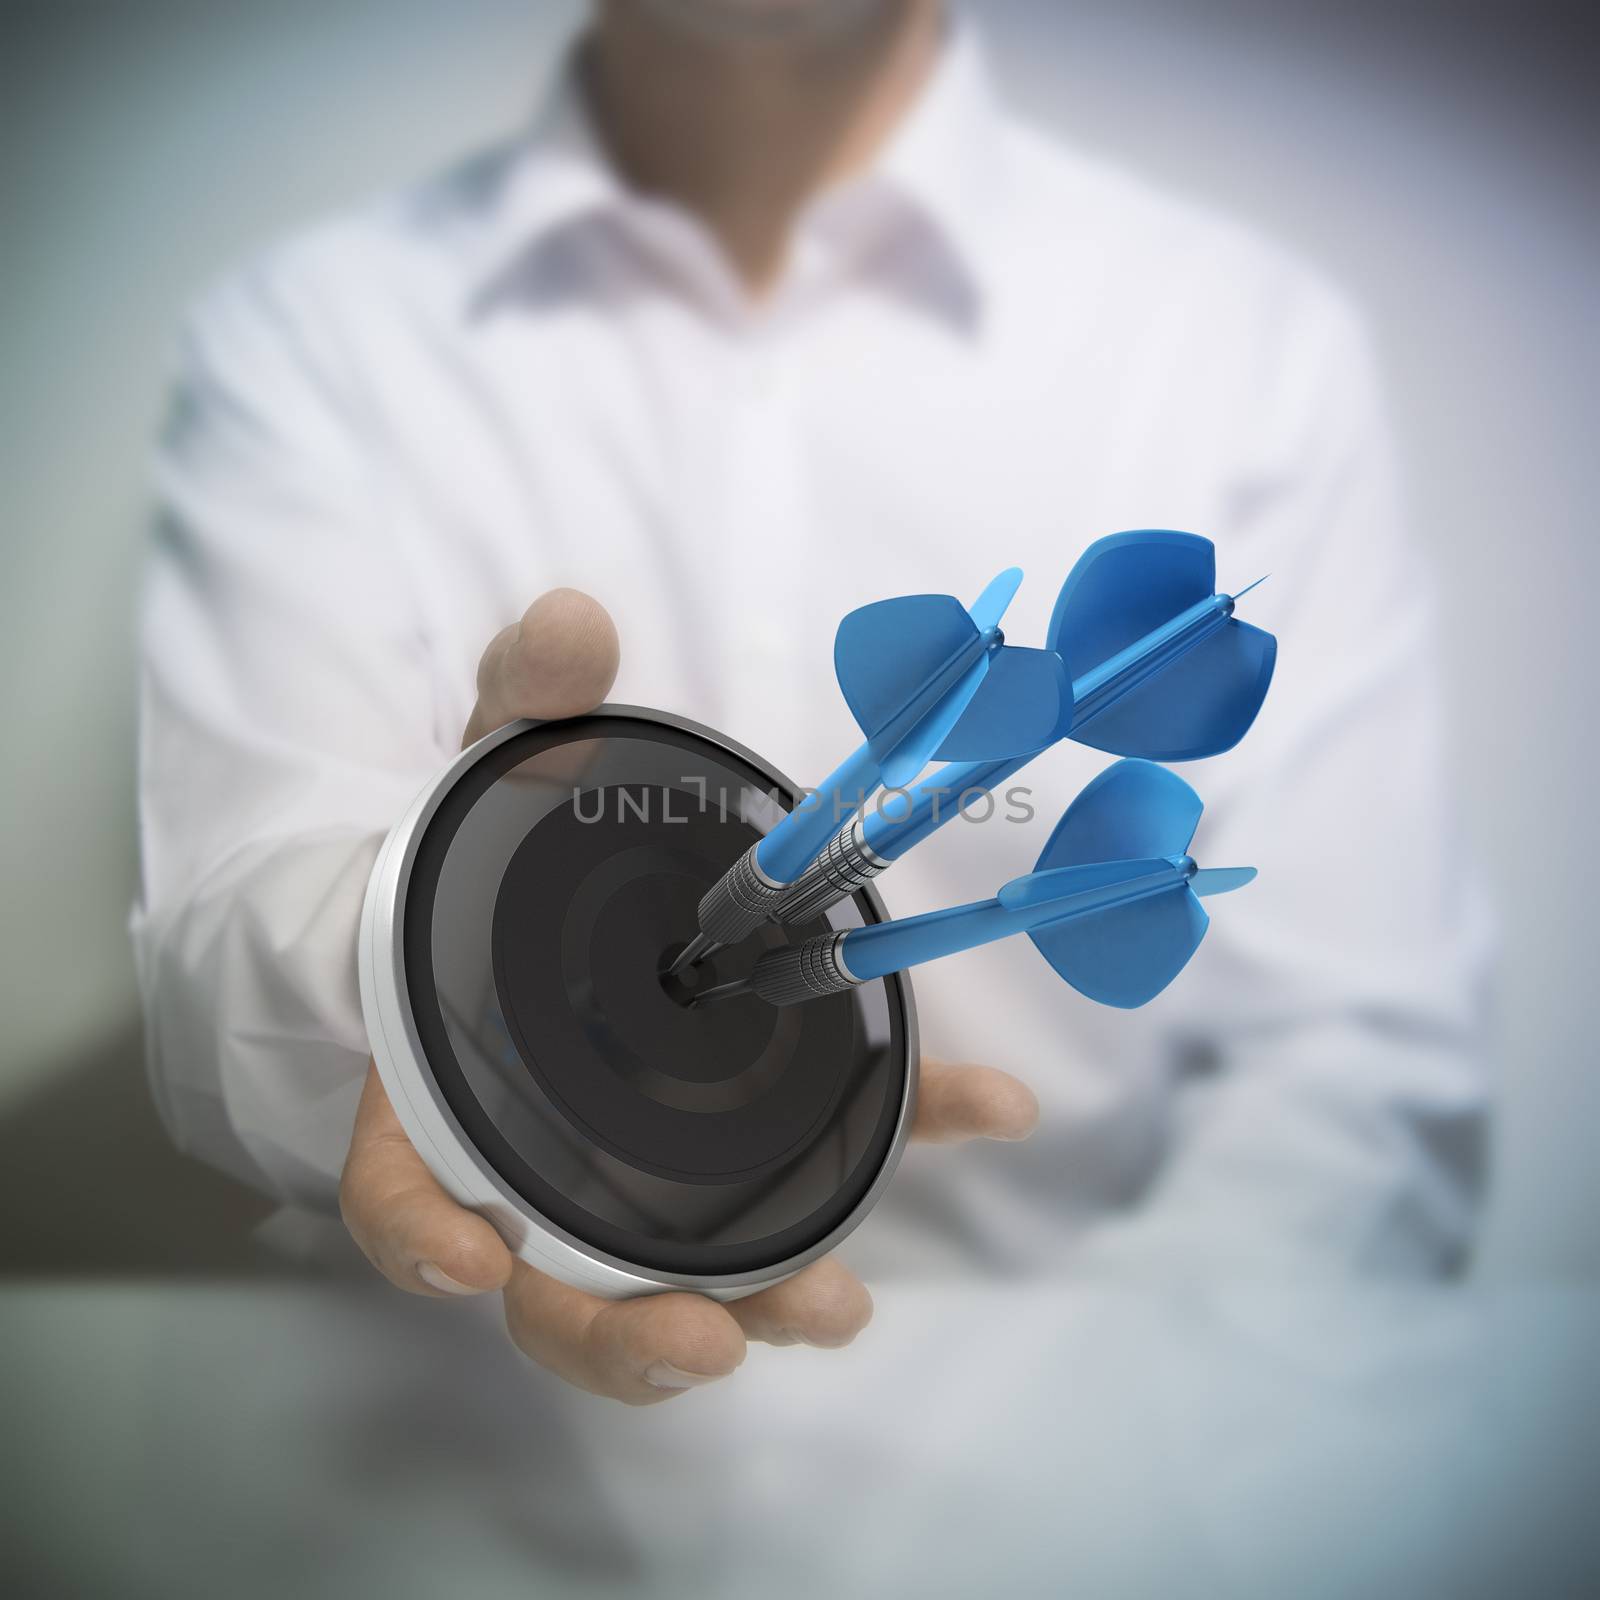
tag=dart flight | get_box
[693,760,1254,1011]
[765,529,1275,928]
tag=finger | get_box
[911,1056,1040,1145]
[504,1262,747,1406]
[464,587,620,745]
[339,1062,514,1297]
[725,1256,874,1348]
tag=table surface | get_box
[6,1274,1600,1600]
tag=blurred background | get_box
[4,0,1594,1275]
[3,1,1598,1594]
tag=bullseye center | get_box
[658,942,716,1008]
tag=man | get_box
[134,0,1489,1406]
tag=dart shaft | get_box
[755,618,1006,887]
[745,859,1191,1006]
[1070,593,1230,726]
[698,589,1015,954]
[842,896,1019,980]
[691,745,889,957]
[839,862,1183,982]
[865,624,1001,772]
[859,750,1032,860]
[754,741,881,885]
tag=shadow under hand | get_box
[0,1018,278,1278]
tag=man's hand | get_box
[340,587,1039,1404]
[460,587,622,748]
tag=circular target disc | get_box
[398,711,912,1279]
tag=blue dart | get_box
[670,569,1073,973]
[694,760,1254,1010]
[768,530,1275,927]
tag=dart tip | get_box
[1230,573,1271,602]
[666,933,721,978]
[689,977,752,1009]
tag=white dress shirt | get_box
[133,25,1491,1278]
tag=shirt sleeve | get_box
[1079,290,1494,1277]
[132,257,449,1208]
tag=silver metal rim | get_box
[359,704,918,1302]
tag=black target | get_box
[399,712,912,1278]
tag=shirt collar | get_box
[856,20,1009,309]
[462,53,621,309]
[463,18,1009,324]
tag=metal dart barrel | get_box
[770,818,889,925]
[693,932,861,1010]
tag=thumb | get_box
[464,587,620,746]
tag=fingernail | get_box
[644,1360,727,1390]
[417,1261,481,1296]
